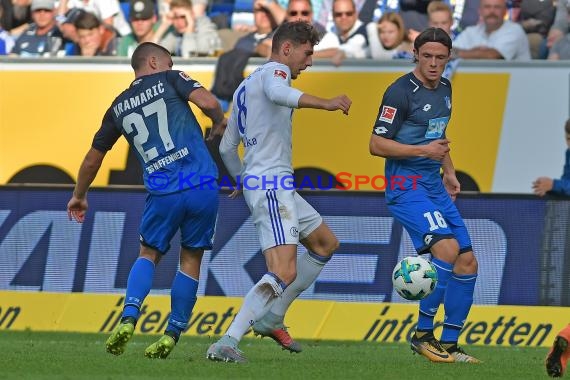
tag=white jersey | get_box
[221,61,303,184]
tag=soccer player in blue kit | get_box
[67,42,226,359]
[369,27,480,364]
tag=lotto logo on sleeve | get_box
[274,70,287,79]
[379,106,397,124]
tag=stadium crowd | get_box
[0,0,567,60]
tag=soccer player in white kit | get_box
[206,21,352,363]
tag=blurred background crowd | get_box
[2,0,569,61]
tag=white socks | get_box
[227,273,284,341]
[269,251,328,318]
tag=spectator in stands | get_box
[518,0,554,59]
[234,0,278,57]
[209,0,278,111]
[278,0,322,33]
[452,0,531,60]
[366,11,411,59]
[315,0,365,31]
[10,0,66,56]
[548,34,570,60]
[1,0,32,36]
[70,10,117,56]
[159,0,209,18]
[117,0,157,56]
[546,0,569,53]
[532,119,570,197]
[547,1,570,60]
[0,3,15,53]
[322,0,369,66]
[57,0,130,39]
[398,0,431,37]
[155,0,221,57]
[426,1,453,36]
[265,0,339,54]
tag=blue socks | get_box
[121,257,199,343]
[416,257,478,344]
[417,257,452,331]
[441,273,477,343]
[166,271,199,341]
[123,257,155,320]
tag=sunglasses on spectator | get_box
[333,11,354,17]
[289,10,310,16]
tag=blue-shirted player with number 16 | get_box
[67,42,226,359]
[369,27,480,364]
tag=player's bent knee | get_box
[454,251,478,274]
[305,235,339,258]
[318,237,339,257]
[430,238,460,264]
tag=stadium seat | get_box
[233,0,253,12]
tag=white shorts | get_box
[243,188,323,252]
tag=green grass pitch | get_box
[0,330,549,379]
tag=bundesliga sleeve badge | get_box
[379,105,397,124]
[179,71,191,81]
[273,69,287,80]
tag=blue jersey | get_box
[372,72,452,202]
[93,70,218,194]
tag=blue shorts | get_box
[388,192,472,254]
[139,187,218,254]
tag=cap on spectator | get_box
[31,0,55,11]
[130,0,155,20]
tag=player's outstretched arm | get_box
[67,147,106,223]
[298,93,352,115]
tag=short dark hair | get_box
[74,11,101,30]
[565,118,570,135]
[131,42,171,71]
[271,21,320,54]
[414,27,452,53]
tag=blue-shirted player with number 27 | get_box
[67,42,226,359]
[369,27,480,364]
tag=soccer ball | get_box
[392,256,438,301]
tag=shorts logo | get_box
[274,69,287,79]
[290,227,299,237]
[379,106,397,124]
[424,234,433,245]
